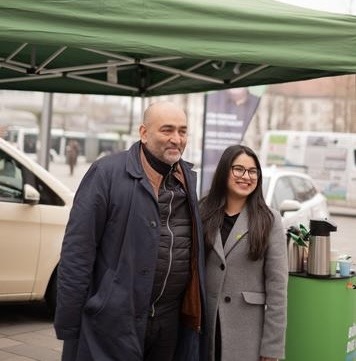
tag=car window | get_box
[35,176,65,206]
[0,150,23,202]
[262,176,270,198]
[289,176,317,202]
[0,149,65,206]
[272,176,295,210]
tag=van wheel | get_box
[45,272,57,316]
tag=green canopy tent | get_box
[0,0,355,97]
[0,0,355,168]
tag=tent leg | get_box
[38,92,53,170]
[140,95,147,120]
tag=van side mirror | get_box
[24,184,40,205]
[279,199,301,216]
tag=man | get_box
[54,101,206,361]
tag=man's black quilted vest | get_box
[150,171,192,317]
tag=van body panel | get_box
[260,130,356,213]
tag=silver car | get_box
[262,167,330,230]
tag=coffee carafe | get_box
[307,219,337,277]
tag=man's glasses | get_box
[231,165,260,180]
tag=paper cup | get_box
[339,260,352,277]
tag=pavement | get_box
[49,160,92,192]
[0,304,61,361]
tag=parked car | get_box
[0,138,74,312]
[262,167,330,230]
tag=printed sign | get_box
[200,87,261,196]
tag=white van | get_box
[0,137,74,311]
[259,130,356,214]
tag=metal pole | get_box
[199,93,208,199]
[141,95,146,120]
[38,92,53,169]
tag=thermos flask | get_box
[307,219,337,277]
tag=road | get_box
[0,161,354,360]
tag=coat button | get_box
[224,296,231,303]
[150,221,157,227]
[220,264,225,270]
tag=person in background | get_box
[54,101,207,361]
[200,144,288,361]
[65,139,80,176]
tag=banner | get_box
[200,87,263,197]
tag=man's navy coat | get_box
[54,141,207,361]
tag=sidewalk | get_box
[0,304,62,361]
[49,160,91,192]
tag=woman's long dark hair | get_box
[200,145,274,260]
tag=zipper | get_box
[150,168,175,317]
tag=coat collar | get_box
[212,206,249,262]
[125,141,196,200]
[125,141,144,178]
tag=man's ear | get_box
[139,124,147,143]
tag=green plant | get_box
[287,224,310,247]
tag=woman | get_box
[200,145,288,361]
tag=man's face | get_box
[140,109,188,165]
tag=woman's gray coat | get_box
[54,141,207,361]
[206,207,288,361]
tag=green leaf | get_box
[299,224,309,237]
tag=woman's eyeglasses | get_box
[231,165,260,180]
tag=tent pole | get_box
[38,92,53,170]
[140,95,146,120]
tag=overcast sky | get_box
[277,0,356,15]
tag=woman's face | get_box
[227,153,259,200]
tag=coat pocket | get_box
[84,268,116,316]
[241,291,266,305]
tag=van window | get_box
[23,134,37,153]
[35,176,65,206]
[0,150,23,202]
[3,129,18,143]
